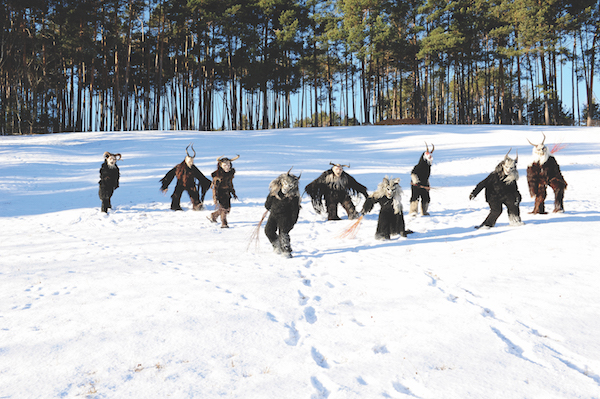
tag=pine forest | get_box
[1,0,599,135]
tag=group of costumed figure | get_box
[98,133,567,257]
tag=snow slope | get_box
[1,125,599,398]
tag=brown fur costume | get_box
[208,155,239,228]
[526,135,567,214]
[160,145,211,211]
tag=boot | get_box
[421,201,430,216]
[220,208,229,228]
[553,188,565,213]
[409,201,418,217]
[208,210,219,223]
[279,234,293,258]
[170,196,182,211]
[101,198,110,213]
[272,236,283,254]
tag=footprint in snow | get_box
[304,306,317,324]
[311,347,329,369]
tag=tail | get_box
[336,215,363,239]
[246,210,269,252]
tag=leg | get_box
[409,187,419,216]
[480,200,502,228]
[187,186,202,210]
[505,199,523,226]
[325,198,341,220]
[171,183,184,211]
[341,196,359,219]
[279,233,292,258]
[531,187,547,214]
[264,215,280,252]
[421,189,430,216]
[375,212,391,240]
[550,179,567,213]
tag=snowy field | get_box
[1,125,599,399]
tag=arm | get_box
[361,196,376,214]
[470,174,490,200]
[160,167,177,192]
[192,165,212,194]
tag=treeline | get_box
[1,0,599,135]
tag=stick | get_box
[246,210,269,252]
[336,215,364,239]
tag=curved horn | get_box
[515,149,518,163]
[103,151,110,158]
[527,138,536,146]
[114,153,122,160]
[425,141,429,153]
[430,143,434,153]
[541,133,546,146]
[230,154,240,161]
[186,143,196,158]
[342,164,350,168]
[287,166,293,175]
[217,155,225,162]
[504,147,512,159]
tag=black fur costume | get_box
[470,151,523,229]
[410,143,434,216]
[526,135,567,214]
[361,177,410,240]
[98,152,121,213]
[208,155,239,228]
[160,145,211,211]
[305,163,368,220]
[264,170,301,258]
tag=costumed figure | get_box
[208,155,239,228]
[526,133,567,214]
[305,163,368,220]
[99,151,121,213]
[361,176,411,240]
[469,149,524,229]
[409,142,434,216]
[160,144,212,211]
[264,168,302,258]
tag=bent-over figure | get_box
[160,144,211,211]
[305,163,368,220]
[470,149,524,229]
[264,169,301,258]
[362,176,411,240]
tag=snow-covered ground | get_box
[1,125,599,399]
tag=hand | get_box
[469,193,475,200]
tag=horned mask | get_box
[104,152,121,168]
[330,162,349,177]
[527,133,549,164]
[423,142,435,164]
[271,167,301,198]
[185,144,196,168]
[500,148,519,184]
[217,154,240,172]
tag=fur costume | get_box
[264,169,302,258]
[305,163,368,220]
[410,143,434,216]
[469,149,524,229]
[208,155,239,228]
[98,152,121,213]
[361,176,410,240]
[526,134,567,214]
[160,144,211,211]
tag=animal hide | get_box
[305,169,368,219]
[470,157,523,228]
[361,177,408,239]
[211,167,236,209]
[160,160,211,210]
[264,172,302,256]
[98,160,120,212]
[526,156,567,213]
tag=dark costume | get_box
[410,143,434,216]
[305,163,368,220]
[264,170,301,258]
[160,145,211,211]
[470,150,523,229]
[208,155,239,228]
[526,135,567,214]
[361,177,410,240]
[98,152,121,213]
